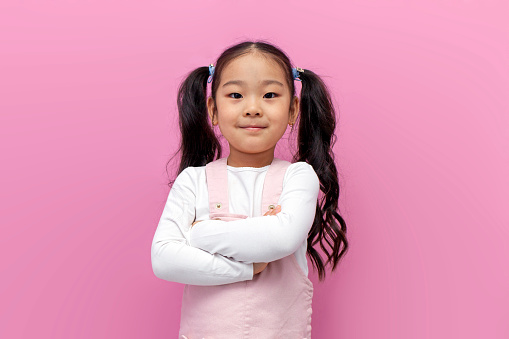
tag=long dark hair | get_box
[170,40,348,280]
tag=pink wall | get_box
[1,0,507,338]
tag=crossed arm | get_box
[189,163,320,263]
[151,169,254,286]
[151,163,319,285]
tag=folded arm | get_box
[151,168,254,286]
[189,162,320,263]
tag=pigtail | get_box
[175,66,221,174]
[296,69,349,281]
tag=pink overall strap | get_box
[261,158,292,214]
[206,157,292,215]
[205,157,229,214]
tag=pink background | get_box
[1,0,508,338]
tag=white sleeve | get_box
[151,168,254,286]
[189,162,320,263]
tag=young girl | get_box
[152,40,348,338]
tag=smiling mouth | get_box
[241,126,266,131]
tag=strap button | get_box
[268,204,275,210]
[215,203,222,209]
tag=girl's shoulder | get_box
[171,165,207,192]
[287,160,314,170]
[280,161,320,195]
[284,161,319,183]
[178,164,206,176]
[287,160,317,174]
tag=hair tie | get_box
[292,67,304,81]
[208,64,215,83]
[209,64,302,82]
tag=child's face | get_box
[207,52,299,167]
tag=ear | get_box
[207,96,218,126]
[289,96,299,125]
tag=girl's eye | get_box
[264,92,278,99]
[228,93,242,99]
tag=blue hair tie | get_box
[207,64,215,83]
[292,67,303,81]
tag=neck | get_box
[227,149,275,168]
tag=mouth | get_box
[240,125,267,131]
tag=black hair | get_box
[169,40,348,281]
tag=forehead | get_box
[220,53,287,85]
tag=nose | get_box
[243,97,262,117]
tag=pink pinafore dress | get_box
[178,158,314,339]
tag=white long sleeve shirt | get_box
[151,161,320,286]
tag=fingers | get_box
[269,205,281,215]
[191,217,223,228]
[263,205,281,216]
[191,220,203,227]
[253,262,269,274]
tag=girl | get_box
[152,40,348,338]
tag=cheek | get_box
[217,115,235,128]
[215,108,235,122]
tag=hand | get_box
[263,205,281,216]
[253,262,268,275]
[191,220,202,228]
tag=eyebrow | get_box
[222,79,284,87]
